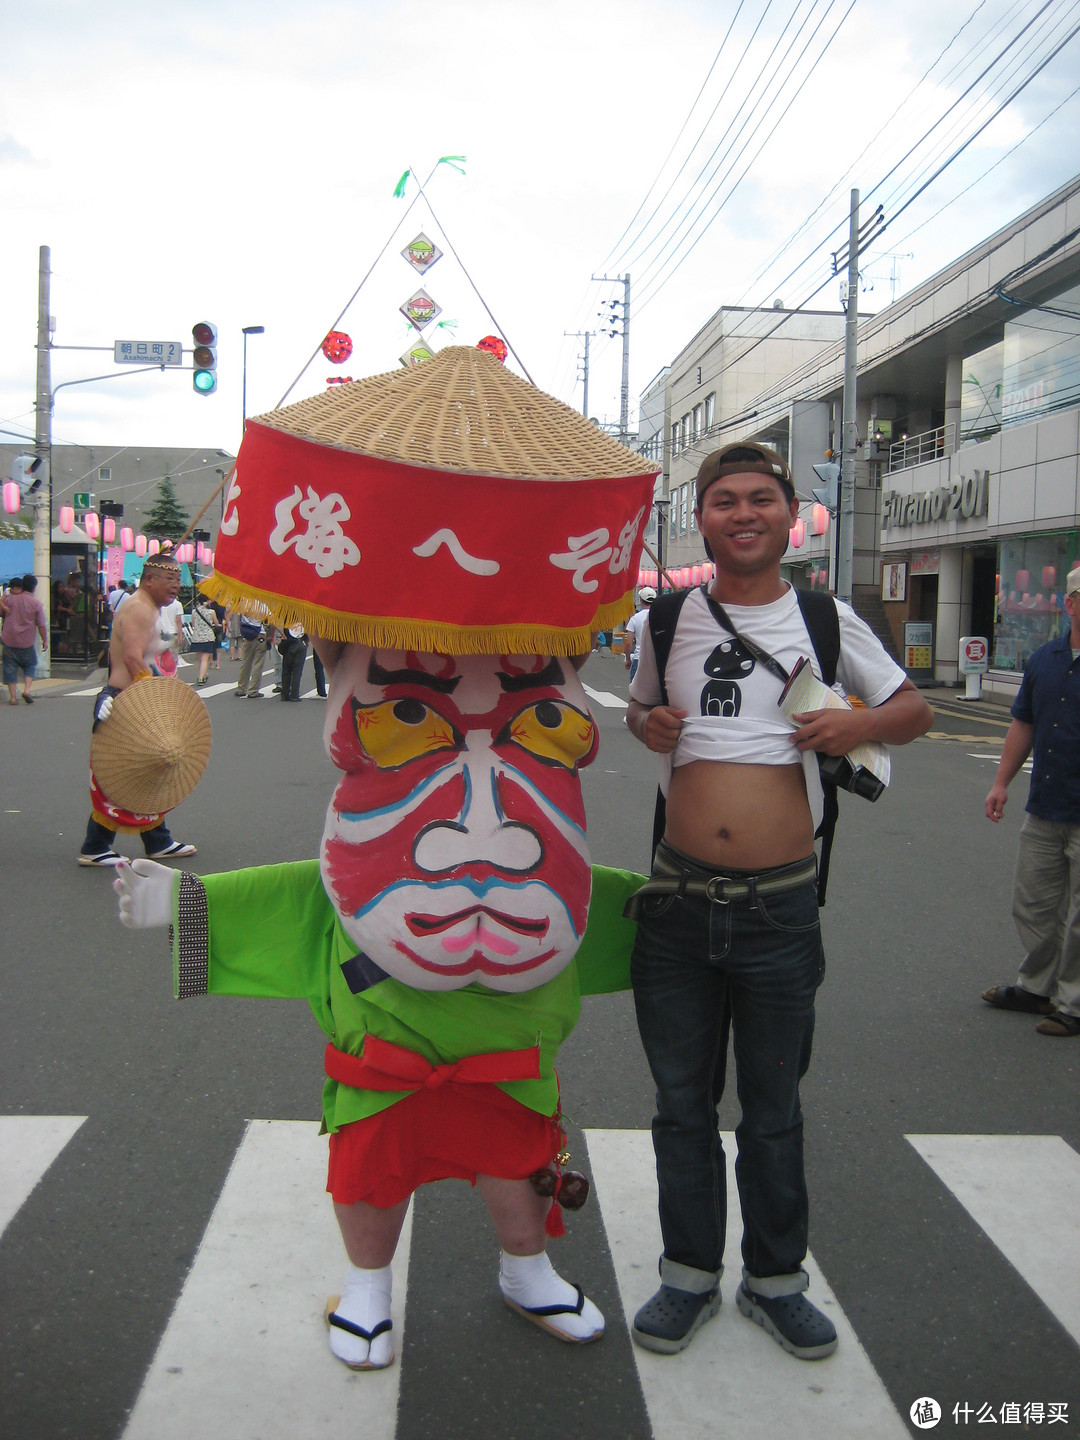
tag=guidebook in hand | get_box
[777,656,891,790]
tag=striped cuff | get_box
[170,872,209,998]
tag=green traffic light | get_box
[193,369,217,394]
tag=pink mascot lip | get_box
[392,942,559,977]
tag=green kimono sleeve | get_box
[170,859,336,1004]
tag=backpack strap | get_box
[647,588,693,708]
[792,588,841,905]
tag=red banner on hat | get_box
[205,422,657,655]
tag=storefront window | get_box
[993,530,1078,671]
[960,340,1003,443]
[1002,279,1080,428]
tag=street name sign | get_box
[114,341,183,366]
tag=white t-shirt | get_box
[630,585,907,827]
[158,598,184,649]
[624,607,650,658]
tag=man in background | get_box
[1,574,48,705]
[982,565,1080,1038]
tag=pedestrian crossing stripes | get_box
[66,681,629,708]
[906,1134,1080,1347]
[122,1121,413,1440]
[0,1115,86,1237]
[9,1118,1076,1438]
[585,1128,908,1440]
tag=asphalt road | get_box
[1,655,1077,1440]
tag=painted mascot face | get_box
[321,646,598,992]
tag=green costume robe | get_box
[169,860,645,1133]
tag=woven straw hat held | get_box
[203,345,659,655]
[90,677,212,816]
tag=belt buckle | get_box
[704,875,730,904]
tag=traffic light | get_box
[192,322,218,395]
[13,453,43,494]
[811,461,841,511]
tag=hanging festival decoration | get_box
[326,376,354,386]
[401,232,443,275]
[399,341,434,369]
[399,289,441,331]
[322,331,354,364]
[477,335,508,363]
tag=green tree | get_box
[144,476,190,543]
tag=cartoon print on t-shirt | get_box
[700,638,756,718]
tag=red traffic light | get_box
[192,322,216,346]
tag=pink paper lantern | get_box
[206,548,214,568]
[121,527,134,552]
[59,505,75,533]
[135,534,147,558]
[1015,568,1029,591]
[83,511,100,540]
[1042,565,1056,590]
[148,538,160,556]
[691,565,703,586]
[811,503,829,536]
[790,519,806,549]
[103,517,116,543]
[3,481,20,514]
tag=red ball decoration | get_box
[477,335,508,362]
[321,330,353,364]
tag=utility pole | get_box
[34,245,53,677]
[592,273,631,442]
[830,193,884,606]
[563,330,596,417]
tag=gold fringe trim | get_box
[200,570,637,656]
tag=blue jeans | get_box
[631,844,824,1292]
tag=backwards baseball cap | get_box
[1066,566,1080,595]
[696,442,801,505]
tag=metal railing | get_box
[886,422,956,473]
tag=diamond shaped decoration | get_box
[399,341,435,368]
[401,232,442,275]
[400,288,442,331]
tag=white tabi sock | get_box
[327,1264,394,1369]
[498,1249,604,1341]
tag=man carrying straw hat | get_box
[79,551,201,866]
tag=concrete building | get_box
[0,443,236,542]
[637,175,1080,695]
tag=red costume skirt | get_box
[326,1083,562,1207]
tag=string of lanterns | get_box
[50,505,215,568]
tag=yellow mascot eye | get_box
[502,700,595,769]
[352,698,460,769]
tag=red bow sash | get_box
[324,1035,542,1093]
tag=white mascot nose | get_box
[412,758,543,875]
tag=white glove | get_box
[96,694,114,724]
[114,858,177,929]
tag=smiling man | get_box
[625,442,932,1361]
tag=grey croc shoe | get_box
[735,1282,837,1359]
[632,1283,721,1354]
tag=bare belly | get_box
[664,759,815,870]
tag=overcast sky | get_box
[1,0,1078,469]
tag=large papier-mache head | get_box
[320,645,597,992]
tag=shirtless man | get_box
[625,443,932,1360]
[78,553,197,867]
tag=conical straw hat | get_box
[251,346,657,479]
[204,345,660,655]
[90,676,212,816]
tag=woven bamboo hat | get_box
[90,677,212,815]
[203,345,660,656]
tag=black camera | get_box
[818,754,885,803]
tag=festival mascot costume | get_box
[114,345,658,1370]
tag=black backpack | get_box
[646,585,841,905]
